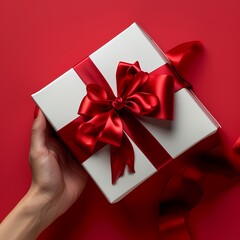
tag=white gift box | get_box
[32,23,220,203]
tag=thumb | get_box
[30,107,47,153]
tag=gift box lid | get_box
[32,23,220,203]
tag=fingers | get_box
[30,108,47,154]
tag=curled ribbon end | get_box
[112,172,124,185]
[127,158,135,174]
[111,167,135,184]
[128,168,135,174]
[110,134,135,184]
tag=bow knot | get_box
[112,97,124,111]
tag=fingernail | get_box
[34,105,39,119]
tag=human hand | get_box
[0,108,87,240]
[29,108,88,227]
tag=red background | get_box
[1,1,240,239]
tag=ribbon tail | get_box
[166,41,202,90]
[110,133,135,184]
[166,41,202,71]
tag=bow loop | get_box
[117,61,149,98]
[78,84,112,117]
[125,92,159,115]
[76,110,123,153]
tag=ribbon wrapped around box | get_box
[32,23,220,203]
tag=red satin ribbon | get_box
[75,60,175,184]
[58,41,200,184]
[166,41,201,77]
[157,41,200,240]
[157,41,234,240]
[77,61,174,151]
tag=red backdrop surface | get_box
[0,1,240,239]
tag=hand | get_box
[29,108,87,221]
[0,108,87,240]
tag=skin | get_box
[0,110,87,240]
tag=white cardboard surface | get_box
[82,139,157,203]
[32,23,219,203]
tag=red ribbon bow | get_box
[76,61,174,183]
[58,41,201,184]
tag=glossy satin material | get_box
[59,41,200,184]
[76,61,174,183]
[157,41,205,239]
[157,41,240,240]
[166,41,201,82]
[77,62,174,143]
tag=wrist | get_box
[0,189,52,240]
[24,186,59,233]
